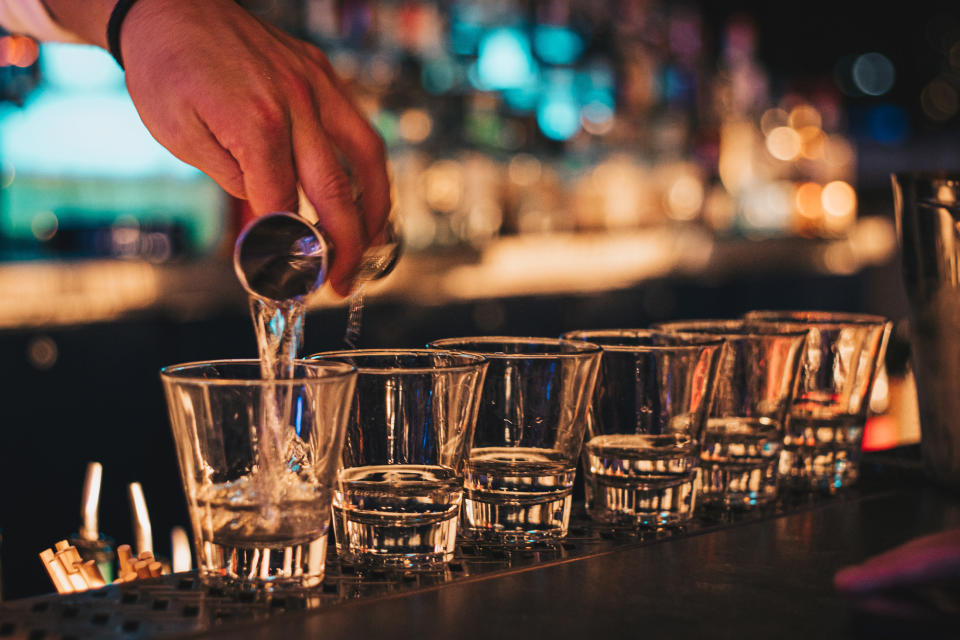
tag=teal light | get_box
[537,93,580,141]
[503,84,540,112]
[0,43,199,178]
[1,87,200,178]
[421,57,458,94]
[476,27,537,90]
[533,25,584,66]
[40,42,124,91]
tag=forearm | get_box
[41,0,117,47]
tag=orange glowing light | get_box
[760,107,789,136]
[795,182,824,220]
[508,154,542,187]
[665,174,703,221]
[788,104,821,130]
[0,36,12,66]
[766,126,801,161]
[798,126,826,160]
[398,108,432,143]
[422,159,463,213]
[821,181,856,218]
[0,35,38,67]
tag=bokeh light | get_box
[30,211,58,241]
[533,25,585,65]
[766,126,801,161]
[665,174,703,221]
[743,181,794,231]
[760,107,789,136]
[851,52,895,96]
[820,180,857,218]
[537,79,581,141]
[788,105,821,130]
[921,79,959,122]
[477,28,538,90]
[398,108,432,143]
[422,159,463,213]
[0,35,39,68]
[581,102,614,135]
[795,182,824,221]
[798,126,826,159]
[867,104,909,144]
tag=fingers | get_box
[258,23,392,239]
[297,46,392,239]
[214,102,300,215]
[319,103,392,239]
[143,109,248,200]
[291,113,367,297]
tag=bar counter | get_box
[2,446,958,639]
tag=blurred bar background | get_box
[1,0,956,598]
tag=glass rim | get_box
[159,358,357,385]
[653,319,809,340]
[308,348,488,373]
[892,171,960,185]
[743,309,889,329]
[561,328,723,352]
[427,335,602,359]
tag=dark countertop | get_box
[4,447,959,639]
[201,485,960,640]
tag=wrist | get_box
[42,0,116,48]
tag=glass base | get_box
[780,443,861,494]
[333,505,458,570]
[197,533,328,588]
[459,491,573,545]
[700,460,779,509]
[585,470,698,527]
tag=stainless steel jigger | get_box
[234,211,402,301]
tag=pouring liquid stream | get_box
[234,211,401,529]
[250,296,308,529]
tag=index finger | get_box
[291,114,367,297]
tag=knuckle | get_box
[316,169,353,203]
[281,71,315,109]
[250,97,288,134]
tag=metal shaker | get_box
[892,171,960,491]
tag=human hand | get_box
[835,528,960,594]
[117,0,391,296]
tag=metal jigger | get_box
[233,211,401,301]
[233,211,330,302]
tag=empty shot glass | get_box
[562,330,722,527]
[427,337,601,545]
[160,359,357,588]
[308,349,488,569]
[654,320,807,509]
[743,310,892,493]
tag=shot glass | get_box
[160,359,357,588]
[743,310,892,493]
[562,330,722,527]
[308,349,488,569]
[654,320,807,509]
[427,337,601,545]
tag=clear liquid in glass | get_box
[194,476,332,587]
[583,433,700,527]
[700,417,783,508]
[333,465,461,568]
[461,447,576,545]
[782,412,864,493]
